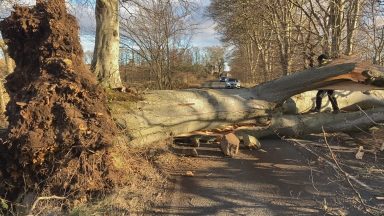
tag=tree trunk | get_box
[237,107,384,138]
[283,90,384,114]
[330,0,344,58]
[91,0,122,89]
[109,61,384,146]
[345,0,360,56]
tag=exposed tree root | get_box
[0,0,126,204]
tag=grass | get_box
[67,144,172,215]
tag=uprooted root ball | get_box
[0,0,127,202]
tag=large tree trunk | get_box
[237,107,384,138]
[91,0,122,89]
[283,90,384,114]
[110,60,384,146]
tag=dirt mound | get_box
[0,0,124,201]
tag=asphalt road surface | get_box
[155,139,363,216]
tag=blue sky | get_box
[0,0,221,52]
[72,0,221,52]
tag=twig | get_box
[288,138,374,191]
[301,142,376,153]
[321,128,375,213]
[356,105,384,127]
[352,124,374,136]
[307,160,320,194]
[289,137,381,214]
[27,196,67,215]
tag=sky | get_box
[72,0,222,52]
[188,0,222,47]
[0,0,222,53]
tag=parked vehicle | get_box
[219,77,228,82]
[225,78,241,89]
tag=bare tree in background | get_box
[209,0,303,81]
[361,0,384,64]
[204,46,225,76]
[264,0,297,75]
[209,0,384,84]
[329,0,345,58]
[209,0,272,83]
[345,0,361,55]
[120,0,196,89]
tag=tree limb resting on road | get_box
[110,59,384,146]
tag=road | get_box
[154,139,361,216]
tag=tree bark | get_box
[330,0,344,58]
[283,90,384,114]
[237,107,384,138]
[109,61,384,146]
[91,0,122,89]
[345,0,360,56]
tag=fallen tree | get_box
[1,0,384,208]
[110,59,384,146]
[236,107,384,138]
[283,90,384,114]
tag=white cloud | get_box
[0,0,35,18]
[68,2,96,34]
[190,0,222,47]
[80,34,95,52]
[0,0,220,52]
[191,19,221,47]
[68,3,96,52]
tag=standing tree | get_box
[345,0,361,55]
[209,0,274,82]
[362,0,384,64]
[205,46,225,76]
[265,0,296,75]
[91,0,123,89]
[330,0,345,58]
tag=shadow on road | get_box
[154,139,361,215]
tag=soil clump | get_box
[0,0,125,203]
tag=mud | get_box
[0,0,123,201]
